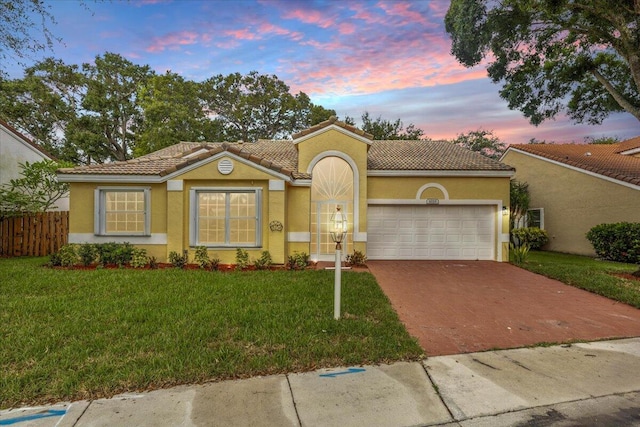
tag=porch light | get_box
[330,206,347,249]
[502,206,509,216]
[330,206,348,320]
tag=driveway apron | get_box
[367,260,640,356]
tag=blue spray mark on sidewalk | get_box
[0,409,66,425]
[319,367,366,378]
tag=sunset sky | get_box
[6,0,639,144]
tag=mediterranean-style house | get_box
[501,137,640,256]
[0,119,69,210]
[58,117,514,264]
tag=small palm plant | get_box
[510,243,530,266]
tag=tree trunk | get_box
[591,68,640,122]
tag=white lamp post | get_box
[330,206,347,320]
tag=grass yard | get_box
[517,251,640,308]
[0,257,422,409]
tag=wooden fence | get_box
[0,211,69,257]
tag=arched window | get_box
[310,157,353,259]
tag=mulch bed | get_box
[612,272,640,282]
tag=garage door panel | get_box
[398,233,414,243]
[368,205,495,260]
[430,234,445,243]
[430,220,446,228]
[415,234,430,243]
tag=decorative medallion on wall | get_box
[218,158,234,175]
[269,220,283,232]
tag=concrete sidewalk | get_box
[3,337,640,426]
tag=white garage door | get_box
[367,205,495,260]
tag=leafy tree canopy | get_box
[135,71,224,156]
[344,112,426,140]
[0,160,71,216]
[1,61,335,162]
[201,71,334,142]
[445,0,640,125]
[585,136,619,144]
[451,129,506,159]
[0,0,58,76]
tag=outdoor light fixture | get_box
[330,206,347,320]
[502,206,509,216]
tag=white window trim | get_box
[189,187,262,248]
[94,187,151,236]
[527,208,545,229]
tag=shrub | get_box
[148,256,159,270]
[194,246,211,269]
[169,250,189,269]
[209,257,220,271]
[78,244,97,266]
[586,222,640,264]
[511,227,549,250]
[48,251,62,267]
[510,243,530,266]
[130,248,148,268]
[287,251,309,270]
[58,244,79,267]
[253,251,273,270]
[113,242,134,266]
[346,250,367,267]
[235,248,250,270]
[94,242,120,265]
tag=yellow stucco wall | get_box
[66,140,512,263]
[68,182,166,234]
[503,150,640,255]
[66,156,291,264]
[177,156,286,264]
[368,176,508,201]
[286,185,311,256]
[67,182,167,259]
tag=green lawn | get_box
[517,251,640,308]
[0,257,422,408]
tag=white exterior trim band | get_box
[69,233,168,245]
[288,232,311,242]
[368,170,514,177]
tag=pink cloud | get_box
[224,28,260,41]
[258,22,304,41]
[146,31,199,53]
[428,1,450,19]
[282,8,335,29]
[376,1,428,25]
[348,3,386,25]
[338,22,356,35]
[136,0,171,5]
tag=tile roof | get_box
[368,140,514,171]
[508,137,640,186]
[59,137,514,180]
[59,141,303,179]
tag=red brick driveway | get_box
[367,260,640,356]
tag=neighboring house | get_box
[501,137,640,256]
[58,117,514,264]
[0,119,69,211]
